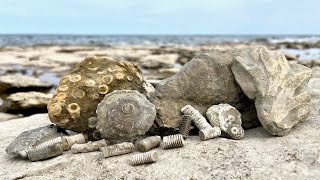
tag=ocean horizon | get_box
[1,34,320,47]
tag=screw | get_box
[179,115,192,139]
[131,151,159,166]
[199,127,221,141]
[162,134,185,149]
[137,136,161,152]
[100,142,135,158]
[181,105,212,130]
[27,137,64,161]
[71,139,107,154]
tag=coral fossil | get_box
[48,56,145,133]
[96,90,156,142]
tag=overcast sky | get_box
[0,0,319,34]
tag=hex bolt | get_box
[179,115,192,139]
[27,137,64,161]
[131,151,159,166]
[100,142,135,158]
[137,136,161,152]
[181,105,212,130]
[162,134,185,149]
[62,134,87,150]
[71,139,107,154]
[199,127,221,141]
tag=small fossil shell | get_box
[100,142,135,158]
[199,127,221,141]
[181,105,212,130]
[137,136,161,152]
[179,115,192,139]
[131,151,159,166]
[162,134,184,149]
[71,139,107,154]
[27,137,64,161]
[66,103,81,120]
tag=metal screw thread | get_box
[100,142,135,158]
[71,139,107,154]
[137,136,161,152]
[179,115,192,139]
[63,134,87,150]
[199,127,221,141]
[162,134,185,149]
[181,105,212,130]
[27,137,64,161]
[131,151,159,166]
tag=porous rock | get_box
[151,49,259,129]
[96,90,156,143]
[47,56,145,133]
[231,47,312,136]
[5,124,67,158]
[1,91,52,115]
[0,74,53,96]
[206,104,244,140]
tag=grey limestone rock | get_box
[231,47,312,136]
[96,90,156,143]
[5,124,67,158]
[152,49,259,129]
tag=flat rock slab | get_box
[1,114,320,179]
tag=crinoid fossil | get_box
[206,104,244,140]
[47,57,145,135]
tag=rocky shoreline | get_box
[0,42,320,179]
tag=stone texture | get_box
[231,47,312,136]
[139,54,179,69]
[206,104,244,140]
[0,74,53,96]
[1,91,52,115]
[308,67,320,117]
[0,112,22,122]
[5,122,67,158]
[152,49,259,129]
[1,114,320,179]
[47,56,145,134]
[96,90,156,143]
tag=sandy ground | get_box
[0,114,319,180]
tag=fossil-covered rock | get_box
[47,56,145,133]
[1,91,52,115]
[206,104,244,140]
[151,49,259,129]
[96,90,156,143]
[5,124,67,158]
[231,47,312,136]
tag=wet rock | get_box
[48,56,145,134]
[0,74,53,96]
[0,112,22,122]
[152,49,258,129]
[139,54,178,69]
[206,104,244,140]
[96,90,156,143]
[1,92,52,115]
[231,47,312,136]
[5,124,67,158]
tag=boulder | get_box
[0,74,53,96]
[1,92,52,115]
[231,47,312,136]
[151,49,259,129]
